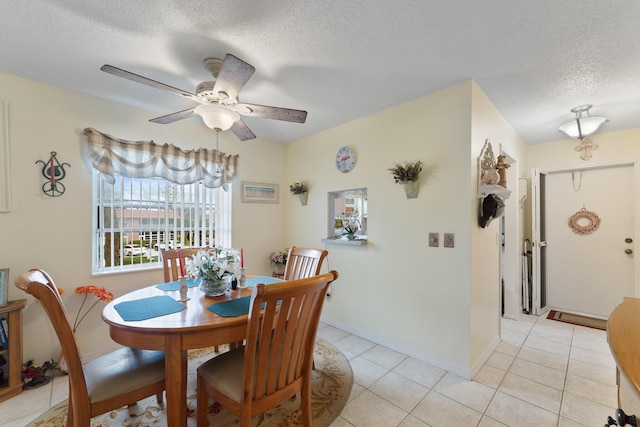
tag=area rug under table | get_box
[547,309,607,331]
[28,339,353,427]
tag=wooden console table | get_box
[0,299,27,403]
[608,297,640,414]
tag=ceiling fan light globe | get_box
[194,104,240,131]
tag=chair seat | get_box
[84,348,165,404]
[197,346,245,403]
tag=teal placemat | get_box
[245,276,284,288]
[156,278,199,291]
[208,295,280,317]
[114,295,186,321]
[208,296,251,317]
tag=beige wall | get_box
[524,128,640,318]
[526,128,640,172]
[285,81,524,376]
[1,71,526,378]
[470,84,526,373]
[0,72,286,361]
[524,128,640,240]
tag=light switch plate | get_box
[428,233,439,247]
[444,233,455,248]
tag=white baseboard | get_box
[470,333,501,378]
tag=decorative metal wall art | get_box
[568,206,601,235]
[36,151,70,197]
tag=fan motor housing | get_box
[196,81,217,99]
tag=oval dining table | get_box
[102,278,267,427]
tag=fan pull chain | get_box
[215,131,222,174]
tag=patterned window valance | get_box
[82,127,238,189]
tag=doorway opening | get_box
[532,160,638,318]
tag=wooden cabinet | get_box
[0,299,27,403]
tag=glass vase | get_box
[199,276,231,297]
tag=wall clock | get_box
[336,146,356,173]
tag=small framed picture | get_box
[0,268,8,307]
[241,182,279,203]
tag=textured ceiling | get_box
[1,0,639,144]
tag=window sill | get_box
[321,237,367,246]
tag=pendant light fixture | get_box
[559,104,607,161]
[558,104,607,139]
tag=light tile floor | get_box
[0,314,620,426]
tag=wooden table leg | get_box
[165,335,188,427]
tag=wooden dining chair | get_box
[15,269,166,427]
[161,247,203,282]
[283,246,329,280]
[196,271,339,427]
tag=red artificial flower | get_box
[71,285,114,332]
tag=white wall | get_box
[0,71,287,362]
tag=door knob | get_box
[626,238,633,243]
[625,249,633,255]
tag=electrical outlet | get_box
[428,233,439,247]
[444,233,455,248]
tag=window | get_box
[92,172,231,274]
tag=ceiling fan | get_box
[100,54,307,141]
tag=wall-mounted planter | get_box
[389,160,422,199]
[401,181,419,199]
[297,192,308,206]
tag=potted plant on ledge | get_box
[289,181,308,206]
[388,160,423,199]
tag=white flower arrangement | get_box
[185,248,240,281]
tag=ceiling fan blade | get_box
[101,64,202,103]
[236,103,307,123]
[212,54,255,102]
[149,108,196,124]
[230,119,256,141]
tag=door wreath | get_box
[568,207,601,235]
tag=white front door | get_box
[533,162,636,318]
